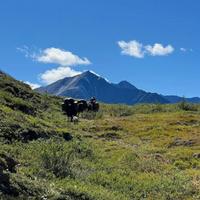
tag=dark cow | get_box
[77,100,88,113]
[62,97,99,122]
[88,97,99,112]
[88,102,99,112]
[62,98,78,122]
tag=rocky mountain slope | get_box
[164,95,200,103]
[36,71,200,104]
[36,71,169,104]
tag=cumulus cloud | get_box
[36,48,91,66]
[17,46,91,66]
[117,40,144,58]
[39,66,81,85]
[18,46,92,85]
[24,81,41,89]
[118,40,175,58]
[36,48,91,84]
[145,43,174,56]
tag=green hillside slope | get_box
[1,71,200,199]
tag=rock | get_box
[20,129,51,143]
[0,154,19,196]
[20,129,41,142]
[169,120,199,126]
[105,125,123,131]
[0,171,10,184]
[98,132,121,140]
[0,154,18,173]
[63,132,73,141]
[0,158,7,171]
[193,153,200,159]
[154,153,164,160]
[168,138,196,148]
[0,172,19,196]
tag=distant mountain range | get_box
[36,71,200,104]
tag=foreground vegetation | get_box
[1,71,200,199]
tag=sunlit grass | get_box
[1,73,200,199]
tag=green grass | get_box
[1,72,200,199]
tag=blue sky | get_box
[0,0,199,97]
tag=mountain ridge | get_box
[36,71,200,104]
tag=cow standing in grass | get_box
[62,98,78,122]
[88,97,99,112]
[62,97,99,122]
[77,99,88,113]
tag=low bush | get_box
[178,100,198,111]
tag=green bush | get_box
[178,100,198,111]
[102,104,134,117]
[39,140,74,178]
[32,139,95,179]
[80,110,104,120]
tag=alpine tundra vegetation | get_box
[1,71,200,199]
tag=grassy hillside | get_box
[1,71,200,199]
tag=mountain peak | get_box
[79,70,111,83]
[39,68,200,104]
[118,80,137,90]
[81,70,101,78]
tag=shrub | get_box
[178,99,198,111]
[105,104,134,117]
[39,140,74,178]
[38,139,94,179]
[80,110,103,120]
[174,160,190,170]
[151,104,164,113]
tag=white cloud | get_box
[39,66,81,85]
[17,46,38,59]
[18,46,92,85]
[180,48,194,53]
[17,46,91,66]
[17,46,30,57]
[180,47,187,52]
[118,40,175,58]
[117,40,144,58]
[36,48,91,66]
[24,81,41,89]
[145,43,174,56]
[37,48,91,84]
